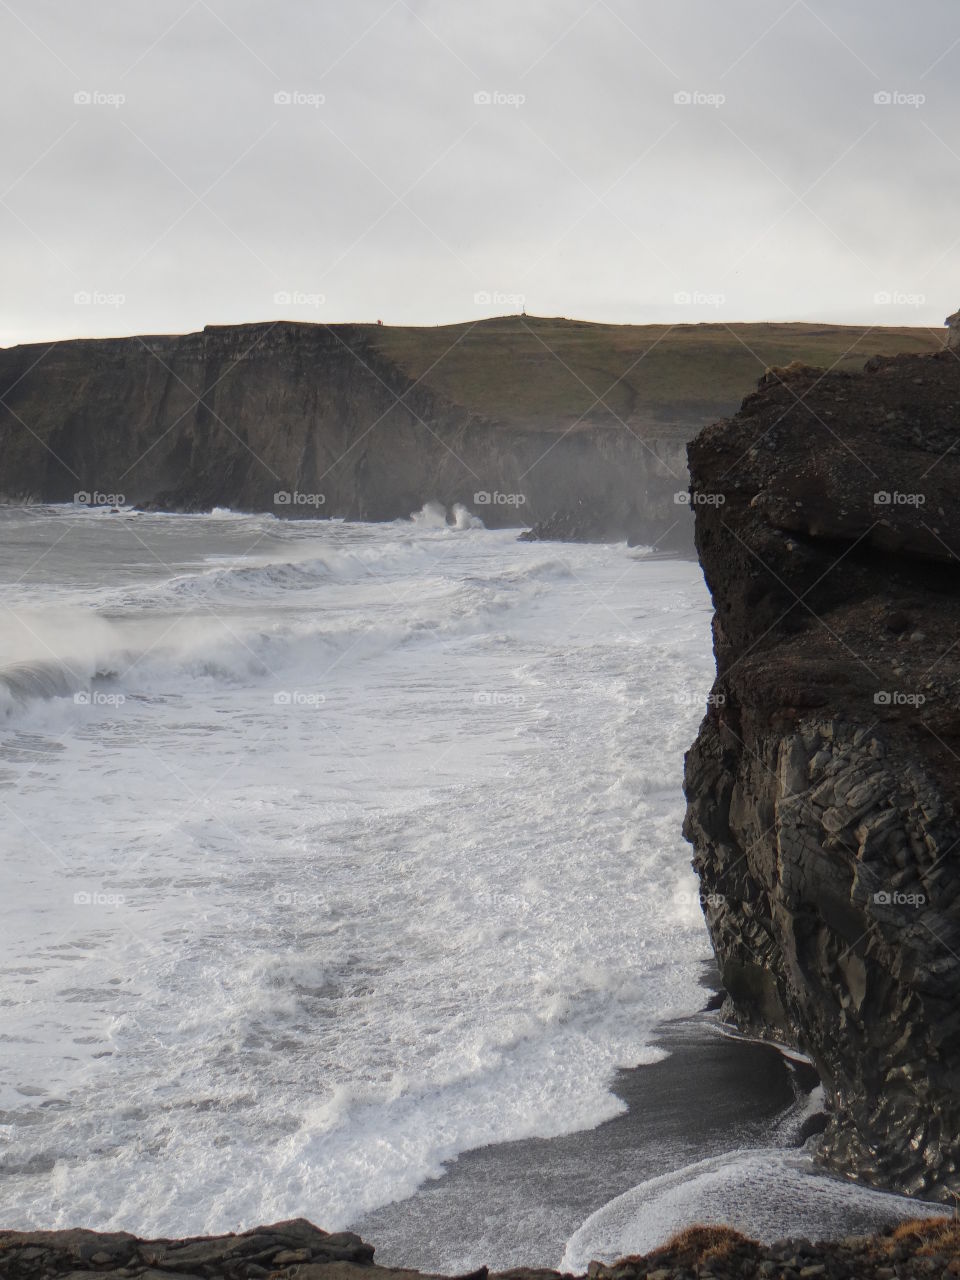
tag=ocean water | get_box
[0,504,722,1242]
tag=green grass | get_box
[365,315,945,438]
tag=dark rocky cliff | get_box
[683,352,960,1200]
[0,318,942,544]
[0,321,688,545]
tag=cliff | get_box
[683,351,960,1199]
[0,318,941,546]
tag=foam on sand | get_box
[561,1150,941,1272]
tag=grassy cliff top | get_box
[3,315,944,443]
[368,315,945,437]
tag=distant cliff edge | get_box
[684,350,960,1199]
[0,316,941,548]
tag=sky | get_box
[2,0,959,345]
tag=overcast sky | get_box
[2,0,959,345]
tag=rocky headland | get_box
[0,318,941,549]
[683,351,960,1200]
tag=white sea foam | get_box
[560,1150,941,1272]
[0,507,717,1237]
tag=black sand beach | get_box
[352,996,818,1273]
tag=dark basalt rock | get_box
[518,501,695,551]
[682,351,960,1200]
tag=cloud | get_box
[2,0,958,344]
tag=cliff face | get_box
[683,352,960,1199]
[0,318,944,541]
[0,321,689,544]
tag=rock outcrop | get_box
[3,1218,960,1280]
[683,350,960,1200]
[517,502,694,551]
[0,1220,377,1280]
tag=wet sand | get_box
[352,1006,817,1273]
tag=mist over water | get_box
[0,506,718,1239]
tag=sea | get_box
[0,503,935,1267]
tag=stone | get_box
[683,349,960,1201]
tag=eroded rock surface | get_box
[0,1220,376,1279]
[683,351,960,1199]
[4,1219,960,1280]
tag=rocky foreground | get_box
[3,1218,960,1280]
[683,350,960,1199]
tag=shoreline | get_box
[351,998,938,1275]
[350,1000,810,1273]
